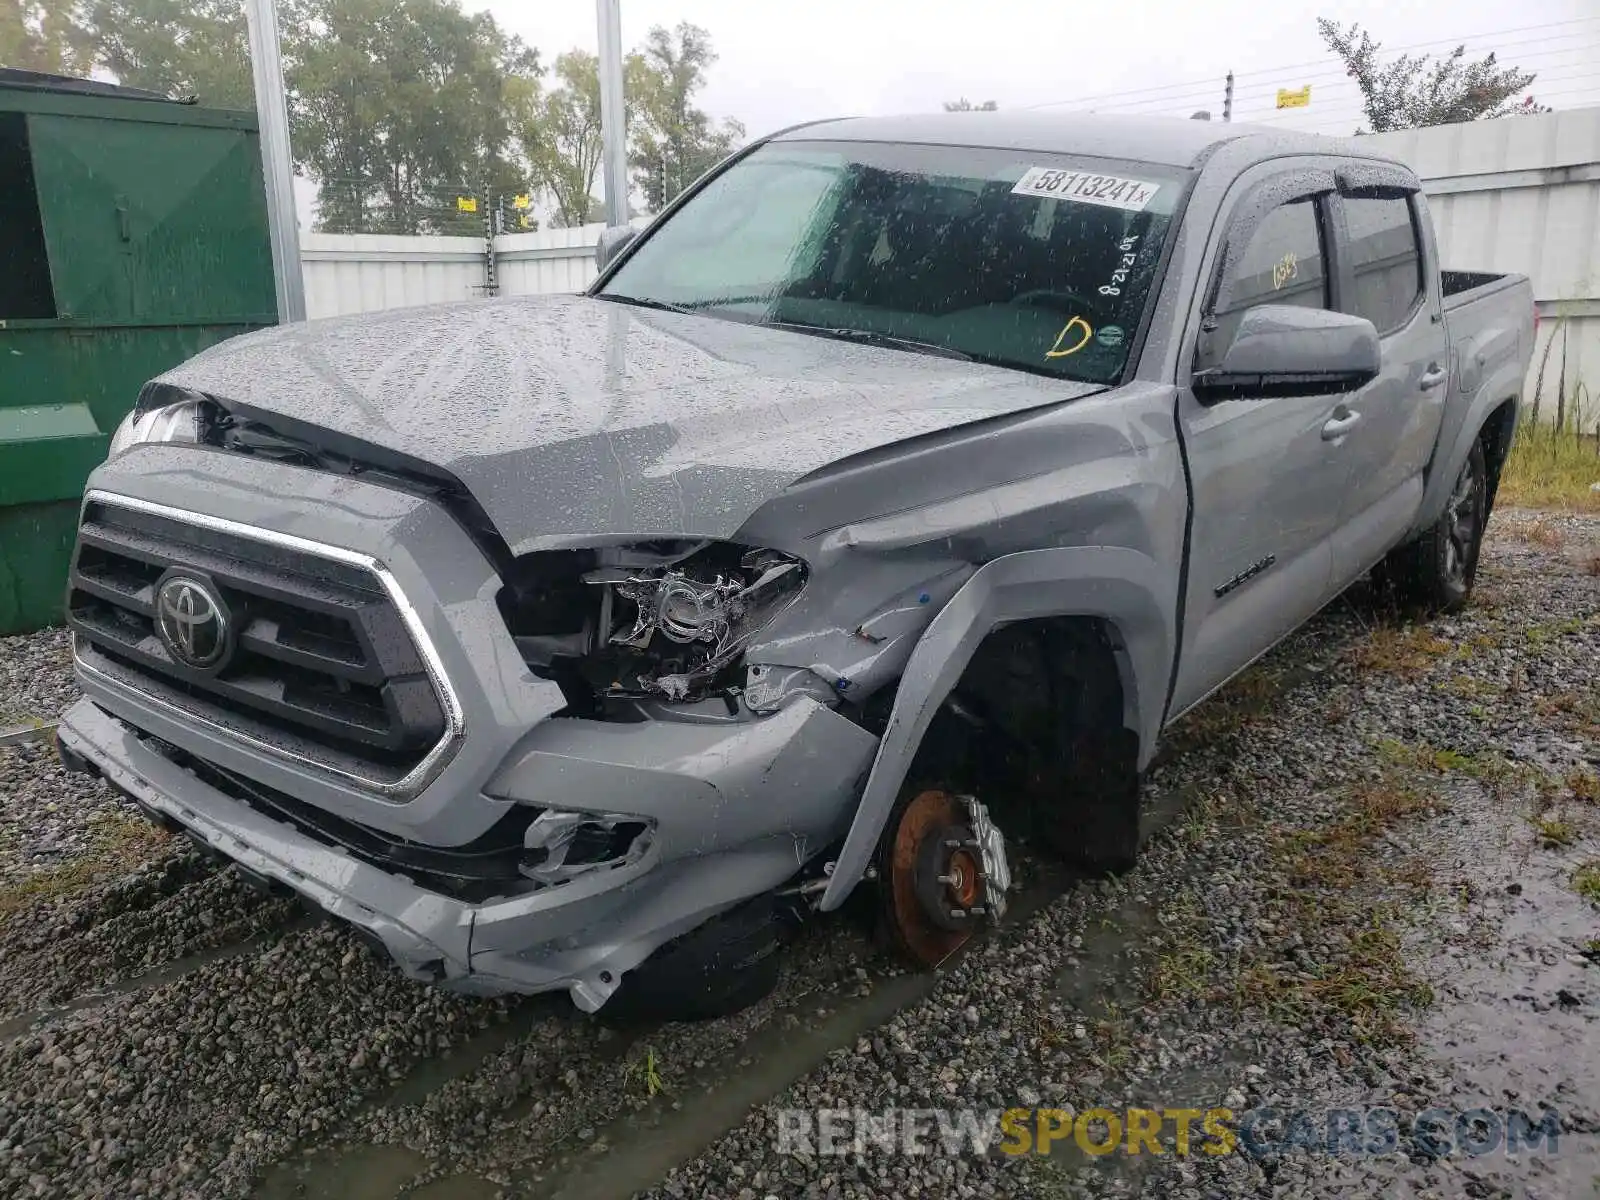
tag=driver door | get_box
[1168,169,1355,717]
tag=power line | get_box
[1073,46,1599,118]
[1023,16,1600,112]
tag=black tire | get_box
[1040,725,1142,874]
[601,896,782,1024]
[1379,440,1488,614]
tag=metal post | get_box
[243,0,306,323]
[1223,71,1235,123]
[482,187,498,297]
[596,0,630,227]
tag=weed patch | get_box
[1572,862,1600,904]
[1498,423,1600,512]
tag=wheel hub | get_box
[884,789,1011,965]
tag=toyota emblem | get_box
[155,574,233,670]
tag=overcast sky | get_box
[467,0,1600,136]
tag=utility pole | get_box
[243,0,306,323]
[1222,70,1235,123]
[596,0,630,228]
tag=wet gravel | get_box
[0,511,1594,1200]
[0,628,134,887]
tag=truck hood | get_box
[161,293,1098,554]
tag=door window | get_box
[1209,197,1324,352]
[1343,196,1423,334]
[1211,197,1328,349]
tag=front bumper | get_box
[62,448,880,1009]
[60,693,876,1010]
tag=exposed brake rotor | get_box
[882,788,1011,967]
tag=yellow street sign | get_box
[1276,86,1312,109]
[512,194,531,209]
[456,196,478,213]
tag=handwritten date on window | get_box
[1099,235,1141,298]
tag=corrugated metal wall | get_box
[1366,108,1600,428]
[300,233,486,318]
[495,223,608,295]
[300,224,612,319]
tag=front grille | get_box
[68,498,451,788]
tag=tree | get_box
[1318,19,1547,133]
[519,48,641,228]
[943,97,997,112]
[283,0,538,234]
[629,22,743,211]
[0,0,91,74]
[74,0,251,106]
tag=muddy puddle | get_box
[1410,784,1600,1197]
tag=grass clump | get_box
[623,1045,665,1098]
[1533,816,1578,847]
[1572,862,1600,904]
[0,814,171,922]
[1497,422,1599,512]
[1353,626,1454,678]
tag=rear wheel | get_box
[1379,440,1488,613]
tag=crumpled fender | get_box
[818,544,1174,912]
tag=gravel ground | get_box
[0,510,1594,1200]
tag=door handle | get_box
[1419,364,1448,391]
[1321,410,1362,441]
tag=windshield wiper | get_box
[761,322,972,362]
[595,293,695,315]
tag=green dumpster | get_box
[0,69,275,634]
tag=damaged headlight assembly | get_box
[497,541,807,708]
[106,390,213,459]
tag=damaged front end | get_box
[497,541,807,713]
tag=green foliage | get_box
[629,22,744,211]
[76,0,252,106]
[43,3,746,232]
[0,0,93,74]
[519,48,631,229]
[1317,20,1546,134]
[283,0,538,234]
[1499,420,1600,513]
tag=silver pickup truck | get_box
[56,112,1534,1019]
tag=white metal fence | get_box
[299,109,1600,425]
[300,224,607,319]
[1366,107,1600,428]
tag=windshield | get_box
[598,140,1189,383]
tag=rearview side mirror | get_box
[1193,305,1380,401]
[595,226,638,273]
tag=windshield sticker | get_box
[1011,168,1161,212]
[1096,325,1125,348]
[1098,233,1141,298]
[1273,252,1299,289]
[1046,316,1094,359]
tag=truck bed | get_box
[1441,269,1527,310]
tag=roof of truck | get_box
[770,110,1357,168]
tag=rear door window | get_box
[1343,196,1424,334]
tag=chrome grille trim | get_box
[74,489,466,800]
